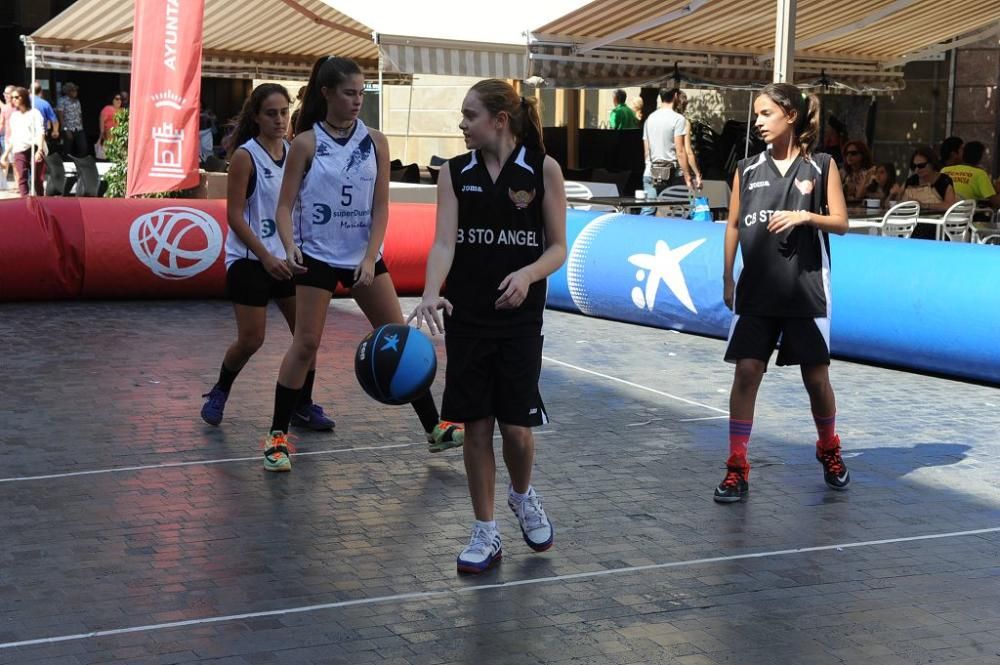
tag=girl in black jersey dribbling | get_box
[409,79,567,574]
[200,84,333,432]
[260,56,463,472]
[716,82,850,503]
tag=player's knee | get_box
[236,332,265,356]
[293,333,322,359]
[734,362,764,391]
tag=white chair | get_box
[976,233,1000,245]
[940,199,976,242]
[879,201,920,238]
[564,181,617,212]
[658,185,692,202]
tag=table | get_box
[566,195,694,215]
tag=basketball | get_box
[355,324,437,405]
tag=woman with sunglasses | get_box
[900,145,956,239]
[0,87,46,195]
[97,92,125,159]
[840,140,876,204]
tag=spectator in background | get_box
[608,89,639,130]
[0,85,13,190]
[57,82,87,157]
[628,96,644,122]
[199,108,217,160]
[0,87,46,196]
[941,141,1000,209]
[939,136,963,168]
[672,89,702,190]
[31,81,60,146]
[840,140,876,203]
[288,85,307,140]
[641,88,693,214]
[822,114,847,164]
[899,145,956,239]
[869,161,897,202]
[97,91,124,160]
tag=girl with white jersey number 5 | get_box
[261,56,463,473]
[200,83,334,432]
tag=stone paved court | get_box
[1,298,998,665]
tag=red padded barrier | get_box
[1,198,435,301]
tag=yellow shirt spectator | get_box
[942,164,996,201]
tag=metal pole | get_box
[745,90,753,158]
[378,53,384,131]
[773,0,796,83]
[29,38,38,196]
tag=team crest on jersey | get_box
[508,188,536,209]
[261,166,274,179]
[794,178,814,196]
[315,142,331,157]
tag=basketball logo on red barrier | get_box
[129,206,223,280]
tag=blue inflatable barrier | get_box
[549,210,1000,385]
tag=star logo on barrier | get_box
[628,238,706,314]
[380,334,400,352]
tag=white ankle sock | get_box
[475,519,497,531]
[509,486,532,503]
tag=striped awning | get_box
[530,0,1000,91]
[29,0,379,79]
[377,35,527,79]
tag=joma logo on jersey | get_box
[748,181,770,190]
[462,184,483,193]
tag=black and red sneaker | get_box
[713,457,750,503]
[816,435,850,490]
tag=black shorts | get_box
[295,252,389,293]
[441,335,548,427]
[725,314,830,368]
[226,259,295,307]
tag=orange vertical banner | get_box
[126,0,205,197]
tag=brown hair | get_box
[757,82,820,154]
[469,79,544,153]
[296,56,363,134]
[13,86,31,110]
[224,83,291,158]
[843,140,873,170]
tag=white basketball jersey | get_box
[224,138,288,268]
[294,120,380,268]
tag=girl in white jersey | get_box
[261,56,463,472]
[200,84,333,431]
[715,83,850,503]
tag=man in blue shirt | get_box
[31,81,60,144]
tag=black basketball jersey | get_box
[734,150,833,318]
[445,145,547,337]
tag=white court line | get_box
[0,431,556,484]
[543,355,729,415]
[2,525,997,651]
[679,415,730,422]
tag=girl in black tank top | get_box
[408,79,567,574]
[715,83,852,504]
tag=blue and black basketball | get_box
[355,324,437,405]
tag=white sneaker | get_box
[508,486,554,552]
[456,522,502,574]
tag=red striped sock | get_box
[728,419,752,466]
[814,413,837,449]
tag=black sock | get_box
[270,382,302,433]
[215,363,241,393]
[411,391,440,433]
[298,370,316,406]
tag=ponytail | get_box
[469,79,545,153]
[757,82,820,154]
[223,83,290,158]
[296,55,363,135]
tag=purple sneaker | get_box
[291,402,336,431]
[200,387,229,426]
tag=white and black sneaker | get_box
[457,522,502,574]
[508,486,554,552]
